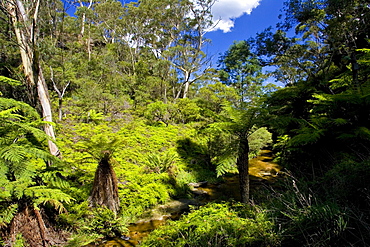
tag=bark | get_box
[8,205,67,247]
[78,0,93,38]
[89,152,120,214]
[50,67,70,121]
[183,81,190,99]
[6,0,61,157]
[34,208,48,247]
[237,136,250,203]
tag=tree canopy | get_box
[1,0,370,246]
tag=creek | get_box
[91,150,281,247]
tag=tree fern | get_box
[0,76,22,87]
[215,155,238,177]
[0,97,73,229]
[24,186,74,213]
[0,204,18,227]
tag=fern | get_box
[39,170,70,189]
[145,152,178,173]
[0,97,74,227]
[215,155,237,177]
[24,186,74,213]
[354,127,370,140]
[0,76,22,87]
[0,97,39,120]
[0,144,28,164]
[0,204,18,227]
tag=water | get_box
[92,150,280,246]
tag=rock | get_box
[188,181,208,188]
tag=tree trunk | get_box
[89,152,120,214]
[237,136,250,203]
[6,0,61,157]
[183,81,190,99]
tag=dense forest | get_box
[1,0,370,246]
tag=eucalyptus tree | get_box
[121,0,215,100]
[165,0,215,99]
[218,40,265,102]
[1,0,61,157]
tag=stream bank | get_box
[89,150,281,247]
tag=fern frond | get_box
[24,186,74,213]
[0,144,28,164]
[355,127,370,140]
[289,127,325,147]
[0,97,39,119]
[25,146,57,163]
[0,204,18,227]
[215,155,237,177]
[0,76,22,87]
[0,107,23,121]
[332,118,348,126]
[39,170,70,189]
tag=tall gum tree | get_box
[3,0,60,157]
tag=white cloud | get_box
[210,0,261,33]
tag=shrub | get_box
[141,202,280,247]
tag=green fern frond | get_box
[145,152,178,173]
[0,144,28,164]
[354,127,370,140]
[0,97,39,120]
[215,155,237,177]
[7,180,34,199]
[24,186,74,213]
[77,134,123,161]
[0,204,18,227]
[39,170,70,189]
[332,118,348,126]
[289,127,325,147]
[0,107,23,121]
[25,146,57,163]
[0,76,22,87]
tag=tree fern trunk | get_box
[88,153,120,214]
[34,208,47,247]
[237,137,250,204]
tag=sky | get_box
[62,0,286,83]
[63,0,285,58]
[205,0,285,63]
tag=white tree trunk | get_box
[6,0,61,157]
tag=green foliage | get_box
[218,41,264,102]
[61,202,128,242]
[0,76,22,87]
[0,97,73,227]
[145,151,178,174]
[248,127,273,158]
[141,202,280,247]
[82,109,105,124]
[3,0,370,245]
[57,120,210,221]
[215,155,238,177]
[144,99,203,125]
[269,177,350,246]
[144,101,175,126]
[0,204,18,227]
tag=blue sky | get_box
[62,0,286,84]
[205,0,285,64]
